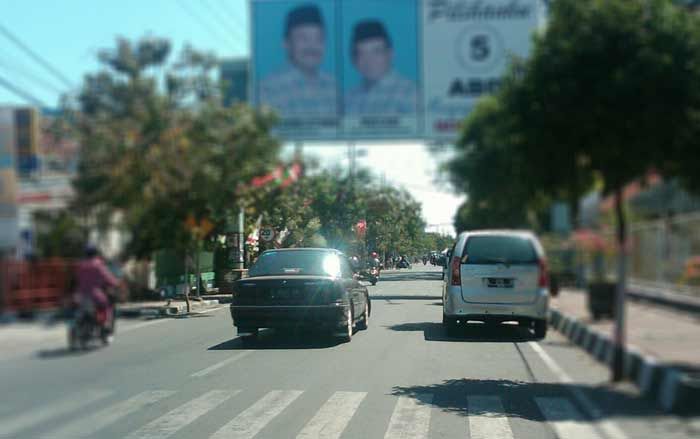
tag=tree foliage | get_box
[247,166,431,258]
[64,37,281,258]
[447,0,700,234]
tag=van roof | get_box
[458,229,536,238]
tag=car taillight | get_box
[538,259,549,288]
[451,256,461,286]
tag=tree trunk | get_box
[612,187,627,382]
[195,243,201,299]
[184,251,191,313]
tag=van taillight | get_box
[538,259,549,288]
[451,257,461,286]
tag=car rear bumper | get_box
[443,286,548,321]
[230,304,350,329]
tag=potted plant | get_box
[572,229,616,320]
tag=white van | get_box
[442,230,551,338]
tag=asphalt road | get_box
[0,266,697,439]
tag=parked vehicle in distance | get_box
[442,230,554,339]
[230,248,370,343]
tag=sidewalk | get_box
[117,297,223,317]
[550,288,700,414]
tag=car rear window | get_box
[462,236,538,265]
[248,251,343,277]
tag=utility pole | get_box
[348,142,356,194]
[294,141,304,164]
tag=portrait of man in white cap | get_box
[259,3,337,116]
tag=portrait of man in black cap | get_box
[259,3,337,116]
[345,19,417,115]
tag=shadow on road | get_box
[378,271,443,282]
[36,347,93,359]
[371,295,441,301]
[391,378,665,421]
[386,321,537,343]
[208,330,346,350]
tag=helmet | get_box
[371,251,378,258]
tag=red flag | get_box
[356,219,367,238]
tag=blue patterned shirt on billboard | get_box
[346,71,418,115]
[259,67,337,116]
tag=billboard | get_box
[0,108,18,249]
[250,0,542,141]
[340,0,419,138]
[423,0,540,140]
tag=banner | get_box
[250,0,543,142]
[340,0,419,138]
[422,0,541,140]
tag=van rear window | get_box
[463,236,538,265]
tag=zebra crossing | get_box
[0,387,610,439]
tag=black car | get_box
[230,248,371,342]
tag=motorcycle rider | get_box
[72,245,120,344]
[368,252,381,270]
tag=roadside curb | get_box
[117,299,221,317]
[548,308,700,415]
[627,283,700,314]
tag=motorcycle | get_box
[68,304,113,350]
[397,259,411,269]
[368,266,379,286]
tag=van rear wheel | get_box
[443,314,458,336]
[533,320,547,339]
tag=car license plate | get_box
[269,289,300,300]
[485,278,514,288]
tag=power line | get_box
[0,73,47,107]
[216,0,248,47]
[0,49,65,95]
[201,0,246,47]
[0,23,73,89]
[217,0,248,33]
[175,0,233,47]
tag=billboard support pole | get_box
[348,142,356,193]
[294,141,303,162]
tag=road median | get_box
[548,289,700,415]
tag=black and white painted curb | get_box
[548,309,700,415]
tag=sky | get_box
[0,0,464,236]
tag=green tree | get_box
[63,37,280,309]
[460,0,700,380]
[66,37,279,255]
[246,165,430,261]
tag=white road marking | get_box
[49,390,175,438]
[536,397,604,439]
[467,395,514,439]
[296,391,367,439]
[529,341,628,439]
[125,390,235,439]
[384,394,433,439]
[191,351,253,377]
[193,305,226,314]
[211,390,304,439]
[0,389,112,437]
[120,319,170,333]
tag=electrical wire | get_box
[202,0,246,44]
[0,49,65,95]
[0,23,73,89]
[0,72,47,107]
[175,0,235,47]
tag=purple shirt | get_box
[75,257,119,304]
